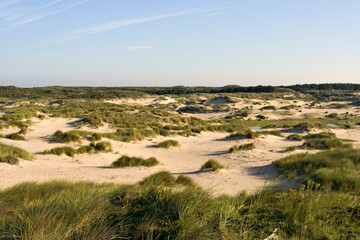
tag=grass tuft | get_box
[200,159,224,171]
[111,155,159,168]
[157,140,180,149]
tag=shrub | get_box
[44,147,77,157]
[302,138,349,150]
[285,146,297,152]
[274,148,360,191]
[259,130,283,137]
[260,105,276,111]
[0,143,34,164]
[77,146,94,154]
[53,130,81,143]
[91,133,101,141]
[200,159,224,171]
[94,141,112,152]
[287,134,303,141]
[303,132,336,139]
[157,140,180,149]
[238,143,255,150]
[111,155,159,168]
[5,133,25,141]
[229,145,237,153]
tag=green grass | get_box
[93,141,112,152]
[0,143,34,164]
[44,146,78,157]
[285,146,297,152]
[200,159,224,171]
[238,143,256,150]
[111,155,159,168]
[0,179,359,239]
[286,134,303,141]
[302,138,350,150]
[157,139,180,148]
[274,148,360,191]
[5,133,25,141]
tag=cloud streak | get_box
[29,3,233,49]
[125,46,154,50]
[0,0,91,27]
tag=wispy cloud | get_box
[0,0,90,27]
[125,46,154,51]
[29,3,234,49]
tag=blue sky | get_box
[0,0,359,87]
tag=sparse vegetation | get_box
[0,143,34,164]
[200,159,224,171]
[274,148,360,191]
[238,143,256,150]
[111,155,159,168]
[157,140,180,149]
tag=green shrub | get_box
[287,134,303,141]
[274,148,360,191]
[302,138,349,150]
[111,155,159,168]
[44,147,77,157]
[91,133,101,141]
[229,145,237,153]
[77,146,94,154]
[200,159,224,171]
[260,105,276,111]
[303,132,336,139]
[238,143,255,150]
[157,140,180,149]
[52,130,81,143]
[259,130,283,137]
[5,133,25,141]
[94,141,112,152]
[285,146,297,152]
[0,143,34,164]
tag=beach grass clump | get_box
[286,134,303,141]
[91,133,101,141]
[238,143,255,150]
[229,145,237,153]
[5,133,25,141]
[200,159,224,171]
[93,141,112,152]
[274,148,360,191]
[76,146,94,154]
[0,143,34,164]
[259,130,283,137]
[302,138,350,150]
[285,146,297,152]
[111,155,159,168]
[52,130,82,143]
[225,130,260,140]
[44,146,77,157]
[157,140,180,149]
[0,173,360,238]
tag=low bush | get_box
[200,159,224,171]
[0,143,34,164]
[302,138,350,150]
[285,146,297,152]
[5,133,25,141]
[274,148,360,191]
[286,134,303,141]
[157,140,180,149]
[94,141,112,152]
[229,145,237,153]
[111,155,159,168]
[238,143,255,150]
[44,147,77,157]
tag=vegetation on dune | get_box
[157,140,180,149]
[111,155,159,168]
[274,148,360,191]
[44,141,112,157]
[0,178,359,239]
[200,159,224,171]
[238,143,256,150]
[0,143,34,164]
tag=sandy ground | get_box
[1,99,359,195]
[0,117,309,195]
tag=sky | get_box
[0,0,359,87]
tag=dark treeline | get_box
[286,83,360,91]
[0,83,358,99]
